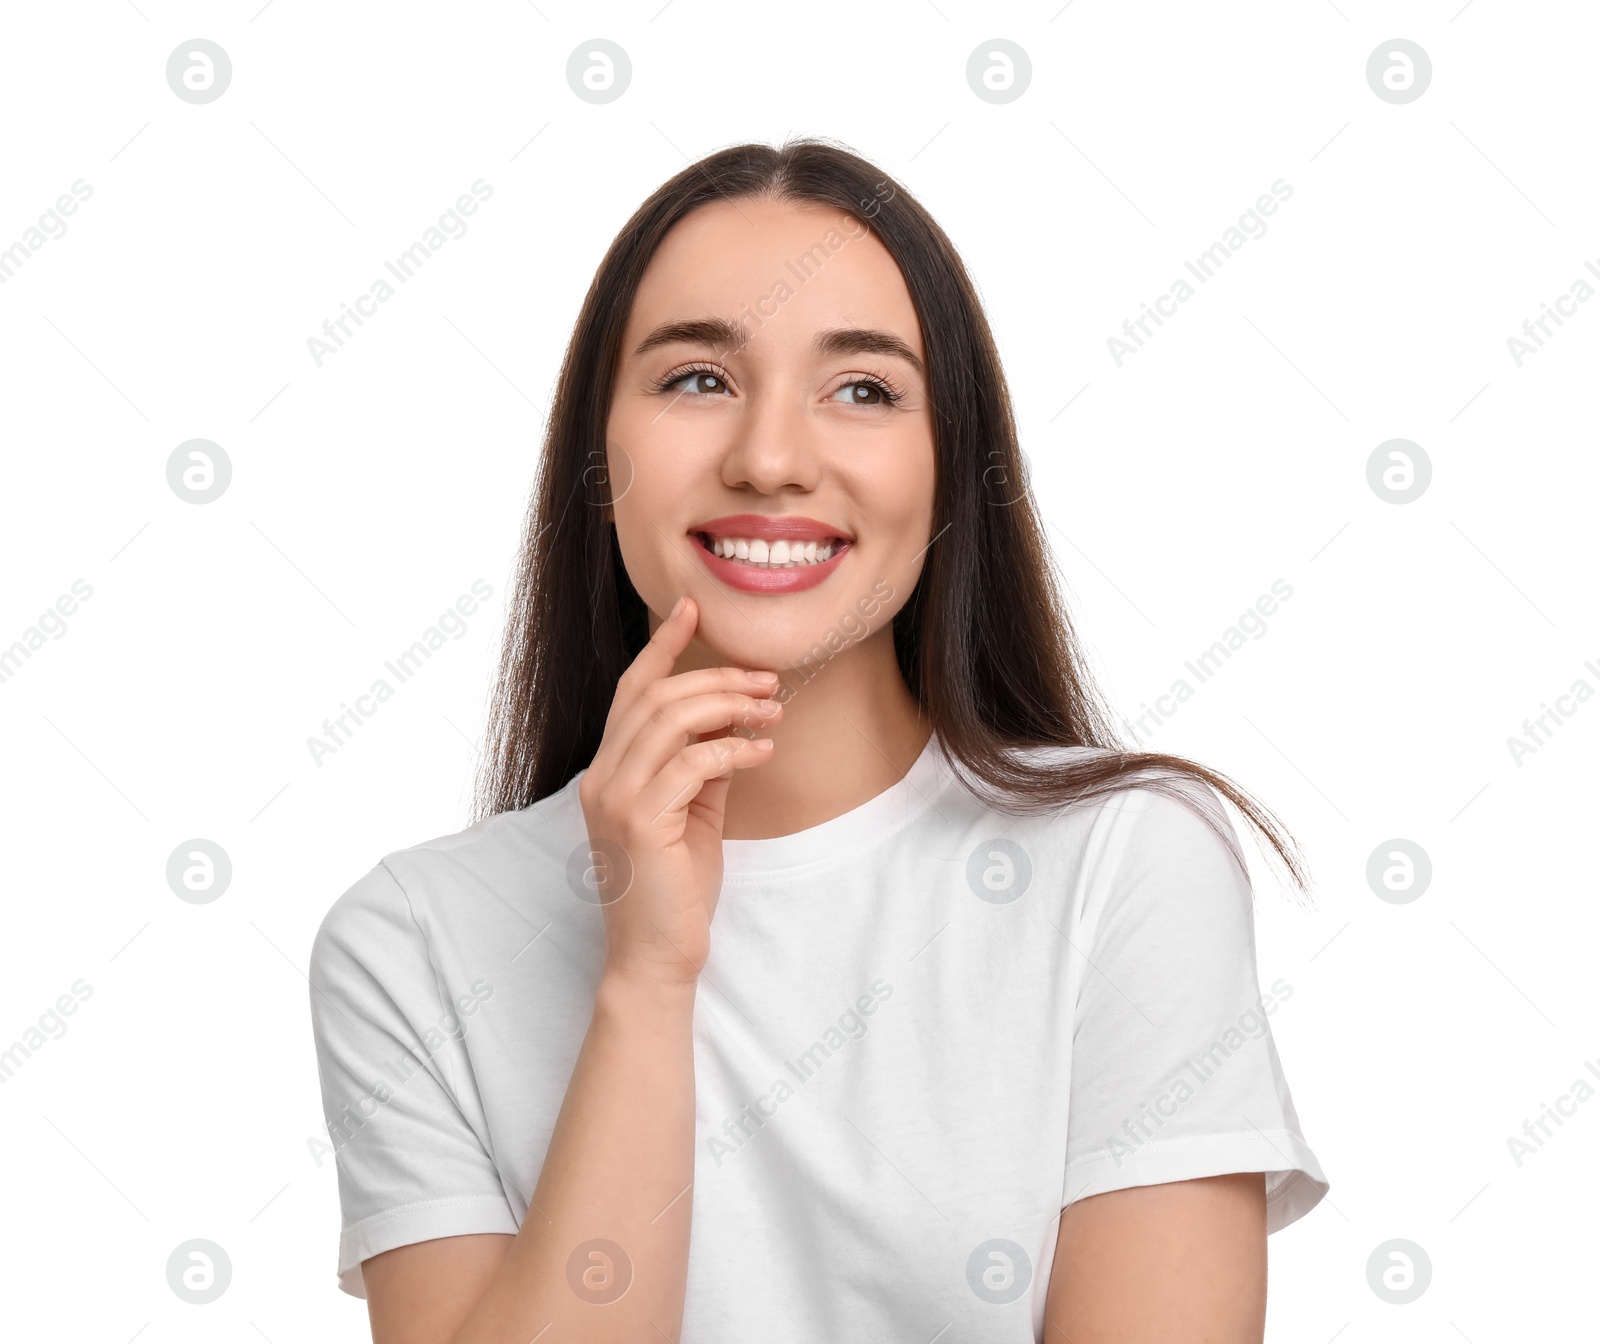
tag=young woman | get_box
[309,138,1328,1343]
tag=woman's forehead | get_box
[626,197,923,356]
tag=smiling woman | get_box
[307,137,1328,1344]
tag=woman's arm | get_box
[357,598,779,1343]
[1044,1172,1268,1342]
[361,971,699,1344]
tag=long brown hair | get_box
[472,136,1310,896]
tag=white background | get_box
[1,2,1595,1340]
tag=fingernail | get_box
[750,670,779,685]
[756,698,780,712]
[668,595,685,619]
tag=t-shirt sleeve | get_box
[308,860,517,1297]
[1061,783,1329,1233]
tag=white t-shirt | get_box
[308,732,1328,1340]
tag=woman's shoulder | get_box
[311,776,588,975]
[958,741,1250,897]
[967,741,1235,832]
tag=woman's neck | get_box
[685,626,930,841]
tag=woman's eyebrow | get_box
[633,317,746,359]
[813,327,924,378]
[632,318,925,377]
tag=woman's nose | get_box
[718,388,823,494]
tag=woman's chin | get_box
[687,618,862,680]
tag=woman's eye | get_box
[664,371,728,396]
[833,380,889,406]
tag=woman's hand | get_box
[576,594,781,989]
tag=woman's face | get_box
[605,195,936,673]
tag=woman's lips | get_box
[689,531,851,594]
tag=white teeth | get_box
[703,534,841,567]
